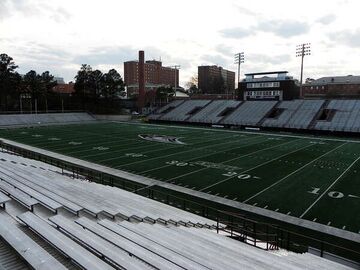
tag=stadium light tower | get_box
[296,43,311,98]
[234,52,245,88]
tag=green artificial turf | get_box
[1,121,359,233]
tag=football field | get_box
[1,121,360,234]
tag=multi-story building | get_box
[124,55,179,97]
[198,65,235,95]
[238,71,299,101]
[303,75,360,98]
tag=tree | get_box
[40,71,57,112]
[101,69,125,99]
[0,53,21,110]
[185,75,198,89]
[156,86,174,103]
[74,64,93,100]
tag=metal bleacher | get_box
[148,100,185,120]
[188,100,242,124]
[262,100,303,128]
[0,112,96,127]
[0,151,354,269]
[315,100,360,132]
[160,99,211,122]
[0,211,67,270]
[151,99,360,133]
[17,212,115,270]
[0,152,217,227]
[221,101,277,126]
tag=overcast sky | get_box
[1,0,360,85]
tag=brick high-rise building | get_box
[198,65,235,95]
[124,52,179,97]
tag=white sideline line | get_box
[300,155,360,218]
[113,121,360,144]
[198,139,311,192]
[242,142,347,204]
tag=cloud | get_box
[215,44,234,56]
[0,0,72,22]
[329,29,360,48]
[200,54,232,68]
[250,54,291,65]
[220,19,309,40]
[257,19,310,38]
[316,14,336,25]
[219,27,253,39]
[73,46,137,66]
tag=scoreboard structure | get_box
[238,71,300,101]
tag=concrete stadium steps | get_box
[0,112,96,127]
[0,151,218,227]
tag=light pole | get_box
[234,52,245,98]
[296,43,311,98]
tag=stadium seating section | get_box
[149,99,360,133]
[0,151,352,270]
[0,112,96,127]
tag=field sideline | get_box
[0,121,359,234]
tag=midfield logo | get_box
[138,134,186,145]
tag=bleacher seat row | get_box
[0,152,353,269]
[0,112,96,127]
[149,99,360,133]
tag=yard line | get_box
[198,139,311,192]
[65,129,222,156]
[138,134,265,173]
[135,138,299,193]
[117,134,264,168]
[94,132,232,163]
[300,155,360,218]
[242,142,347,204]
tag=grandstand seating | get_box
[0,112,95,127]
[160,100,211,122]
[148,100,185,120]
[0,151,217,227]
[0,212,67,270]
[284,100,324,129]
[149,99,360,133]
[0,152,354,269]
[221,101,278,126]
[315,100,360,132]
[188,100,242,124]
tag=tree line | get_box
[0,53,126,113]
